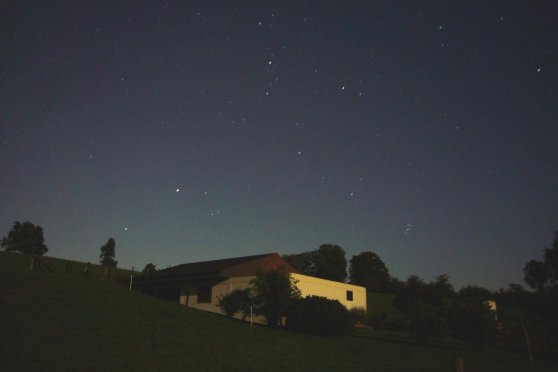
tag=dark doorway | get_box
[197,284,212,303]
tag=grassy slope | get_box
[0,252,553,371]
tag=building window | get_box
[197,285,212,303]
[346,290,353,301]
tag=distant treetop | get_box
[1,221,48,255]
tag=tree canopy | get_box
[142,263,157,274]
[250,268,300,328]
[1,221,48,255]
[314,244,347,282]
[284,244,347,282]
[99,238,117,267]
[349,251,390,292]
[523,230,558,292]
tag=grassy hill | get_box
[0,252,553,371]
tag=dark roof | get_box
[133,253,298,283]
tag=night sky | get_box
[2,1,557,290]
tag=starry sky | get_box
[2,1,557,290]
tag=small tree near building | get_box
[99,238,117,267]
[251,268,301,328]
[218,288,253,320]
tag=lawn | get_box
[0,252,553,371]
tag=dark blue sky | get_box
[2,1,557,290]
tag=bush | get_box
[407,303,438,343]
[370,312,388,329]
[449,301,498,349]
[217,288,252,319]
[285,296,353,336]
[251,269,301,327]
[349,307,369,326]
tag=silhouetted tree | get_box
[99,238,117,267]
[544,230,558,286]
[217,288,253,320]
[284,244,347,282]
[524,259,549,292]
[251,268,301,328]
[283,251,316,276]
[349,251,390,292]
[449,301,498,349]
[524,230,558,292]
[458,285,493,302]
[142,263,156,274]
[314,244,347,282]
[1,221,48,255]
[394,274,456,343]
[520,229,558,356]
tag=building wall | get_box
[180,274,366,315]
[179,277,252,309]
[291,273,367,311]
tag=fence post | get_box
[521,319,535,365]
[129,266,134,291]
[30,257,35,272]
[84,262,90,274]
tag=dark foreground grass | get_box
[0,252,554,371]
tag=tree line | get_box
[284,243,395,292]
[0,220,157,273]
[3,220,557,355]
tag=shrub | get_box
[407,302,438,343]
[349,307,369,326]
[370,312,388,329]
[285,296,353,336]
[449,301,498,349]
[251,269,301,328]
[217,288,252,319]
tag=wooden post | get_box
[129,266,134,291]
[84,262,90,274]
[453,357,464,372]
[30,257,35,272]
[521,319,535,365]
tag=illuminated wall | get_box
[180,273,367,317]
[291,273,367,311]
